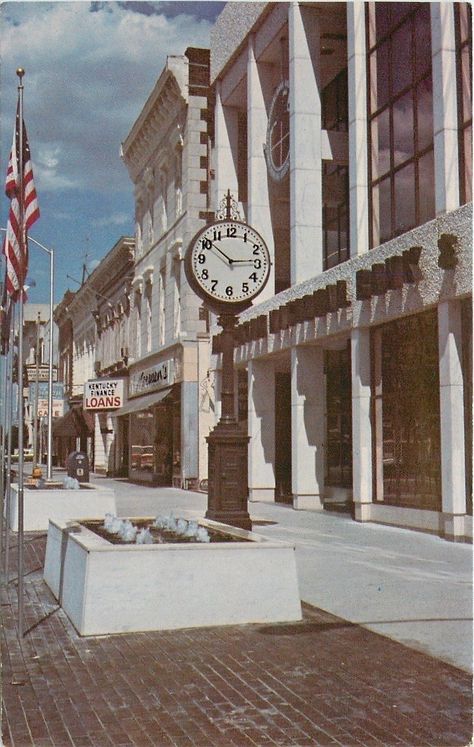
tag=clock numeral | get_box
[242,282,249,294]
[198,253,206,264]
[253,244,260,254]
[254,259,261,269]
[213,229,221,241]
[201,269,209,280]
[243,232,247,243]
[211,279,218,291]
[225,285,234,297]
[226,226,237,238]
[249,272,258,283]
[202,238,212,250]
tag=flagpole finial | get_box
[16,67,25,80]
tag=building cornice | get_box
[121,56,188,181]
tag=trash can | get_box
[66,451,90,483]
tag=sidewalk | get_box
[105,476,473,673]
[1,478,472,746]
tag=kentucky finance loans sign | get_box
[84,379,125,410]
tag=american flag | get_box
[2,102,40,301]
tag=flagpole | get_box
[16,67,25,638]
[0,327,9,573]
[3,304,16,585]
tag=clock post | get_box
[205,310,251,531]
[185,191,271,531]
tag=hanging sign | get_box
[84,379,125,410]
[26,364,58,382]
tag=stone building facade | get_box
[119,48,214,487]
[53,237,134,470]
[209,2,472,541]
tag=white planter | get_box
[8,483,117,532]
[44,517,302,635]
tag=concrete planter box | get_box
[8,483,117,532]
[44,517,302,636]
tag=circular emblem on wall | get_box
[264,80,290,182]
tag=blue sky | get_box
[0,1,225,304]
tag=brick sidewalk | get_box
[1,533,472,747]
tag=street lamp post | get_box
[29,237,55,481]
[0,229,55,481]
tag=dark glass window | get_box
[322,69,350,269]
[367,3,435,247]
[373,310,441,510]
[325,345,352,488]
[455,3,472,204]
[237,111,248,205]
[461,298,472,514]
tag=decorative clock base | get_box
[205,421,251,531]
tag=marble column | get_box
[288,2,323,284]
[247,35,275,300]
[438,300,467,539]
[431,3,460,214]
[181,381,198,485]
[291,346,325,510]
[347,1,369,256]
[213,82,239,207]
[351,328,373,520]
[248,358,275,502]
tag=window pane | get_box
[394,162,415,236]
[376,41,390,110]
[371,108,390,177]
[415,5,432,78]
[417,76,434,151]
[378,177,392,244]
[458,3,472,45]
[375,3,391,39]
[393,91,414,166]
[464,125,473,203]
[391,22,412,95]
[418,149,435,224]
[390,3,413,29]
[461,46,472,125]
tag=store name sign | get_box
[84,379,125,410]
[129,359,174,397]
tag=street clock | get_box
[185,219,271,313]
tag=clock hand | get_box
[210,241,234,264]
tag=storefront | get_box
[372,311,441,511]
[115,355,193,486]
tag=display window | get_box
[128,386,181,485]
[372,310,441,509]
[325,345,352,488]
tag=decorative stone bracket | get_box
[356,246,422,299]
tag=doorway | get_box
[275,372,292,502]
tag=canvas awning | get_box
[53,407,94,437]
[113,387,172,417]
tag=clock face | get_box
[186,220,271,308]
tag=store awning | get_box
[113,387,172,417]
[52,407,94,437]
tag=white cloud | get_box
[0,1,216,193]
[92,212,130,227]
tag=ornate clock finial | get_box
[216,190,241,221]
